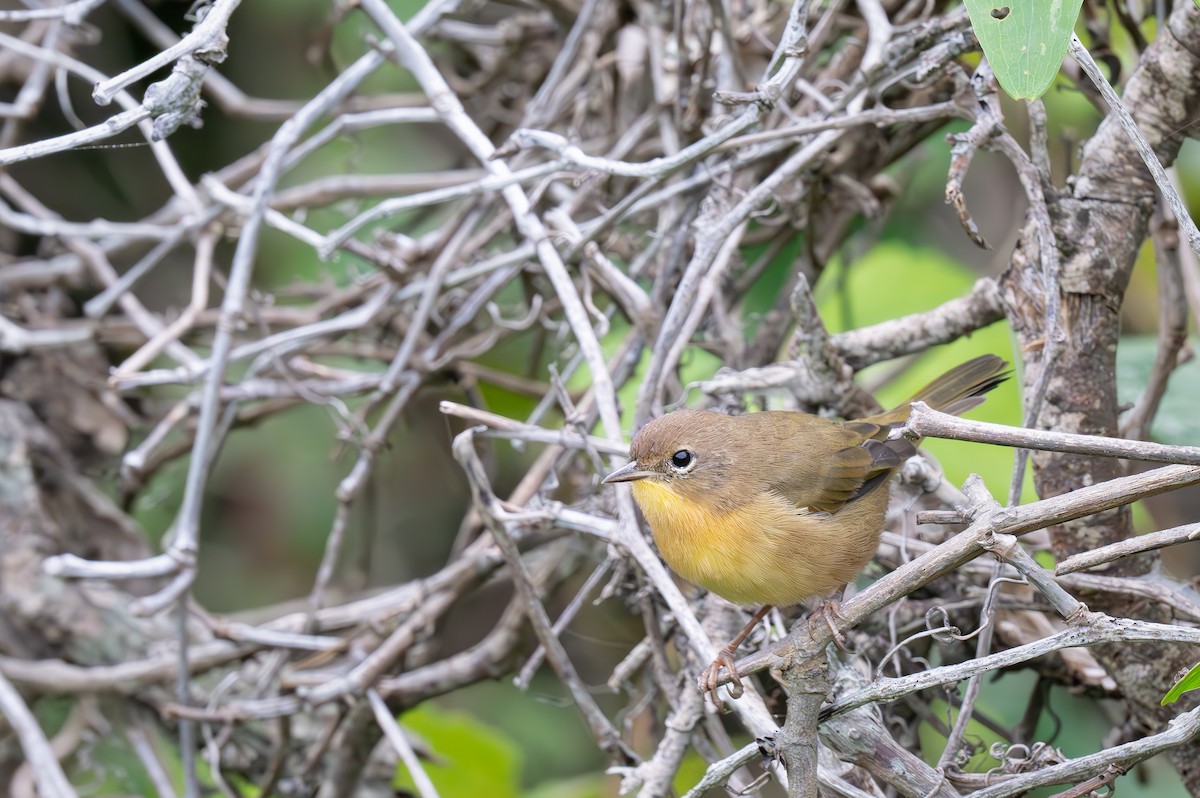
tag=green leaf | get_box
[394,704,523,798]
[674,749,713,795]
[963,0,1084,100]
[1034,549,1056,569]
[1117,336,1200,446]
[1162,661,1200,706]
[526,774,607,798]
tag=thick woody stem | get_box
[778,657,829,798]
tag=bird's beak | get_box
[603,460,655,484]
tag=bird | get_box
[603,354,1009,706]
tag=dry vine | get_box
[0,0,1199,797]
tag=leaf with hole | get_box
[963,0,1084,99]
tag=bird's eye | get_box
[670,450,693,470]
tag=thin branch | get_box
[0,672,78,798]
[1055,522,1200,575]
[367,690,441,798]
[821,614,1200,719]
[829,279,1004,368]
[1069,35,1200,261]
[972,705,1200,798]
[452,428,628,761]
[899,402,1200,465]
[92,0,241,105]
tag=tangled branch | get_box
[0,0,1198,797]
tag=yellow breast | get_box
[629,479,882,607]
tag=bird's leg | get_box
[701,605,772,710]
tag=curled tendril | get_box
[925,605,964,643]
[986,740,1064,776]
[874,604,990,677]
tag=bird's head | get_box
[603,410,735,504]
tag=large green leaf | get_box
[1116,336,1200,445]
[394,704,523,798]
[963,0,1084,99]
[1162,660,1200,706]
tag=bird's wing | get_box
[771,421,918,514]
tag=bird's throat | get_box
[629,479,763,602]
[630,479,718,542]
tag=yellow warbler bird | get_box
[604,355,1008,703]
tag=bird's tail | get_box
[843,355,1009,502]
[904,354,1010,417]
[869,354,1010,426]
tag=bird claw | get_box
[700,646,743,711]
[814,599,852,653]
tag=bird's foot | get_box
[812,598,851,653]
[699,604,771,710]
[700,645,744,711]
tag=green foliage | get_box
[963,0,1084,99]
[439,678,610,787]
[1162,661,1200,706]
[525,773,608,798]
[1116,335,1200,445]
[674,749,715,795]
[394,703,523,798]
[1034,549,1056,569]
[67,715,174,797]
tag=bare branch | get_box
[0,672,77,798]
